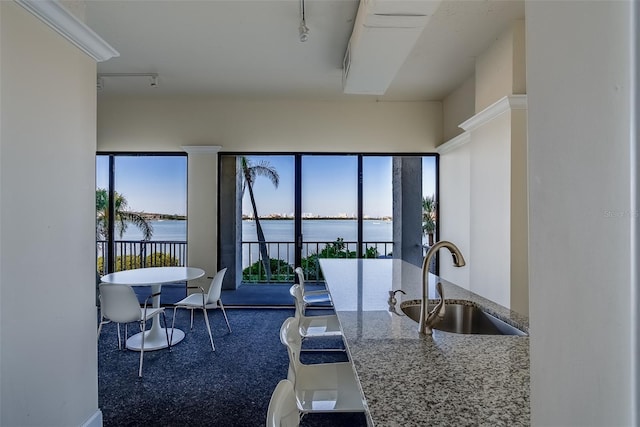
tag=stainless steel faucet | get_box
[419,241,466,335]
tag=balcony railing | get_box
[97,240,187,275]
[96,239,394,281]
[242,240,393,283]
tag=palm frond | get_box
[250,161,280,188]
[120,212,154,240]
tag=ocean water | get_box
[121,219,393,243]
[120,220,187,241]
[117,219,393,267]
[242,219,392,242]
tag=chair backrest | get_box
[266,379,299,427]
[279,317,302,383]
[98,283,142,323]
[294,267,306,292]
[206,267,227,304]
[291,285,304,319]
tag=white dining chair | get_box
[290,284,344,351]
[171,267,231,351]
[97,283,170,377]
[266,379,300,427]
[289,267,332,308]
[279,317,366,415]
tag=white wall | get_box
[438,21,528,314]
[468,112,512,308]
[527,1,635,425]
[0,2,100,426]
[438,136,471,289]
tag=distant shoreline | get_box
[136,213,187,220]
[134,215,391,221]
[242,217,392,221]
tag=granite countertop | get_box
[319,258,530,427]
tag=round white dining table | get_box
[100,266,205,351]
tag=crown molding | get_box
[459,95,527,132]
[181,146,223,155]
[437,131,471,155]
[15,0,119,62]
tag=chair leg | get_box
[202,308,215,351]
[117,324,123,350]
[170,306,178,344]
[97,319,106,340]
[190,308,194,330]
[139,320,145,377]
[219,300,232,333]
[162,311,171,351]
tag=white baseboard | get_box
[81,409,103,427]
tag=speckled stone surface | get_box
[319,259,530,427]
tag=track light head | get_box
[96,73,159,89]
[298,0,309,42]
[299,21,309,42]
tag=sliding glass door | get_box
[300,155,358,279]
[240,155,295,282]
[223,153,437,287]
[362,156,394,258]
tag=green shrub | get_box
[97,252,180,275]
[242,258,294,282]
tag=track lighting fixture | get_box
[96,73,159,90]
[299,0,309,42]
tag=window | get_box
[220,153,437,292]
[96,153,187,275]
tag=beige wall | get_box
[512,20,526,97]
[510,109,528,315]
[98,96,442,152]
[183,148,220,281]
[98,96,443,278]
[0,2,100,425]
[475,20,526,112]
[442,75,475,141]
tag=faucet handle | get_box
[388,290,406,316]
[388,289,406,306]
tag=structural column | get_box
[392,156,423,267]
[218,155,243,290]
[182,146,221,288]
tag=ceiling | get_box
[86,0,524,101]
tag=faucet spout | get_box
[418,240,466,335]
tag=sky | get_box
[96,154,436,218]
[96,155,188,215]
[243,155,436,218]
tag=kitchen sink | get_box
[400,301,527,336]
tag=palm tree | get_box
[240,157,279,282]
[96,188,153,241]
[422,195,436,246]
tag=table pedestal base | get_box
[126,328,185,351]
